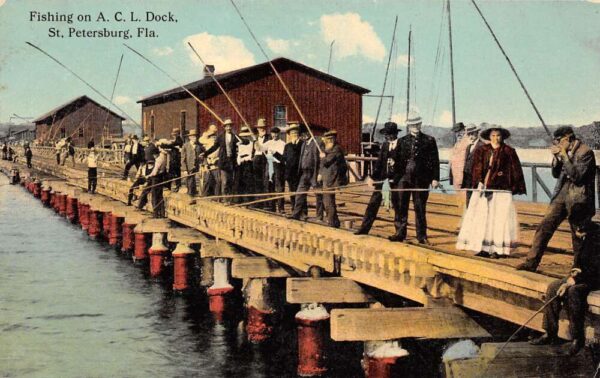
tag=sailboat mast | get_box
[447,0,456,127]
[406,26,412,120]
[370,15,398,142]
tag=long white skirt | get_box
[456,186,519,255]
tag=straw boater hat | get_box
[286,122,300,133]
[223,118,233,126]
[171,128,180,136]
[465,124,480,134]
[255,118,267,128]
[187,129,198,137]
[406,111,423,126]
[205,124,218,136]
[239,126,253,137]
[323,130,338,139]
[480,127,510,141]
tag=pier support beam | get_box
[244,278,276,343]
[33,181,41,198]
[41,187,50,206]
[80,204,90,231]
[363,341,409,378]
[149,232,169,278]
[108,214,123,248]
[66,196,78,224]
[51,191,59,213]
[133,232,149,263]
[58,193,67,216]
[172,242,194,291]
[207,258,234,321]
[101,211,111,241]
[121,223,135,254]
[296,303,330,377]
[88,208,101,240]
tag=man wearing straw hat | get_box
[355,121,402,236]
[165,128,184,192]
[283,123,304,212]
[393,112,440,244]
[202,118,247,200]
[181,129,203,196]
[318,130,347,228]
[235,125,255,203]
[290,127,323,221]
[252,118,272,208]
[199,124,220,196]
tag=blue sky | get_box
[1,0,599,129]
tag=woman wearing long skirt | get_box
[456,127,526,258]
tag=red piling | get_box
[121,223,135,254]
[172,243,194,291]
[296,306,330,377]
[148,233,169,278]
[41,189,50,206]
[66,196,78,223]
[246,306,274,343]
[133,232,148,263]
[108,214,123,247]
[88,209,100,240]
[58,194,67,216]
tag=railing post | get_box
[531,166,538,203]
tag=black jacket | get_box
[204,132,247,171]
[320,144,347,187]
[372,139,401,181]
[573,223,600,289]
[283,139,304,180]
[395,132,440,187]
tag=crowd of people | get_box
[17,111,596,354]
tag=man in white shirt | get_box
[235,126,255,203]
[263,126,286,212]
[252,118,271,208]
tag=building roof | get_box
[138,57,370,105]
[33,95,126,124]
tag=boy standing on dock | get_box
[87,147,97,194]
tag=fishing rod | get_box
[447,0,456,128]
[371,15,398,143]
[470,0,551,138]
[26,42,141,129]
[123,43,225,125]
[479,294,560,377]
[229,0,323,153]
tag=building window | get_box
[60,127,66,138]
[273,105,287,128]
[150,115,155,138]
[79,127,84,138]
[180,111,187,135]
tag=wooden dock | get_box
[2,147,599,377]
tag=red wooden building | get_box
[33,95,124,147]
[138,58,370,153]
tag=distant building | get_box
[138,57,370,153]
[33,95,124,147]
[0,123,36,145]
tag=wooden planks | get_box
[231,257,292,278]
[330,306,490,341]
[286,277,374,304]
[445,342,595,378]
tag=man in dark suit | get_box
[252,118,271,208]
[318,130,347,228]
[283,123,304,211]
[393,112,440,244]
[355,122,402,236]
[518,126,597,272]
[530,212,600,356]
[166,128,184,192]
[202,118,246,199]
[290,130,322,221]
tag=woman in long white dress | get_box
[456,127,526,258]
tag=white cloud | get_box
[397,54,414,67]
[266,37,291,55]
[320,13,385,61]
[115,95,132,105]
[363,114,375,124]
[184,32,255,73]
[586,0,600,3]
[0,0,5,7]
[438,110,453,127]
[152,46,174,56]
[390,113,405,124]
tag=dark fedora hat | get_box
[380,121,399,135]
[553,126,575,140]
[480,127,510,141]
[451,122,465,133]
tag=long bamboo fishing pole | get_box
[26,42,141,130]
[470,0,551,138]
[229,0,322,153]
[123,44,225,125]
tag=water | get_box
[0,177,369,378]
